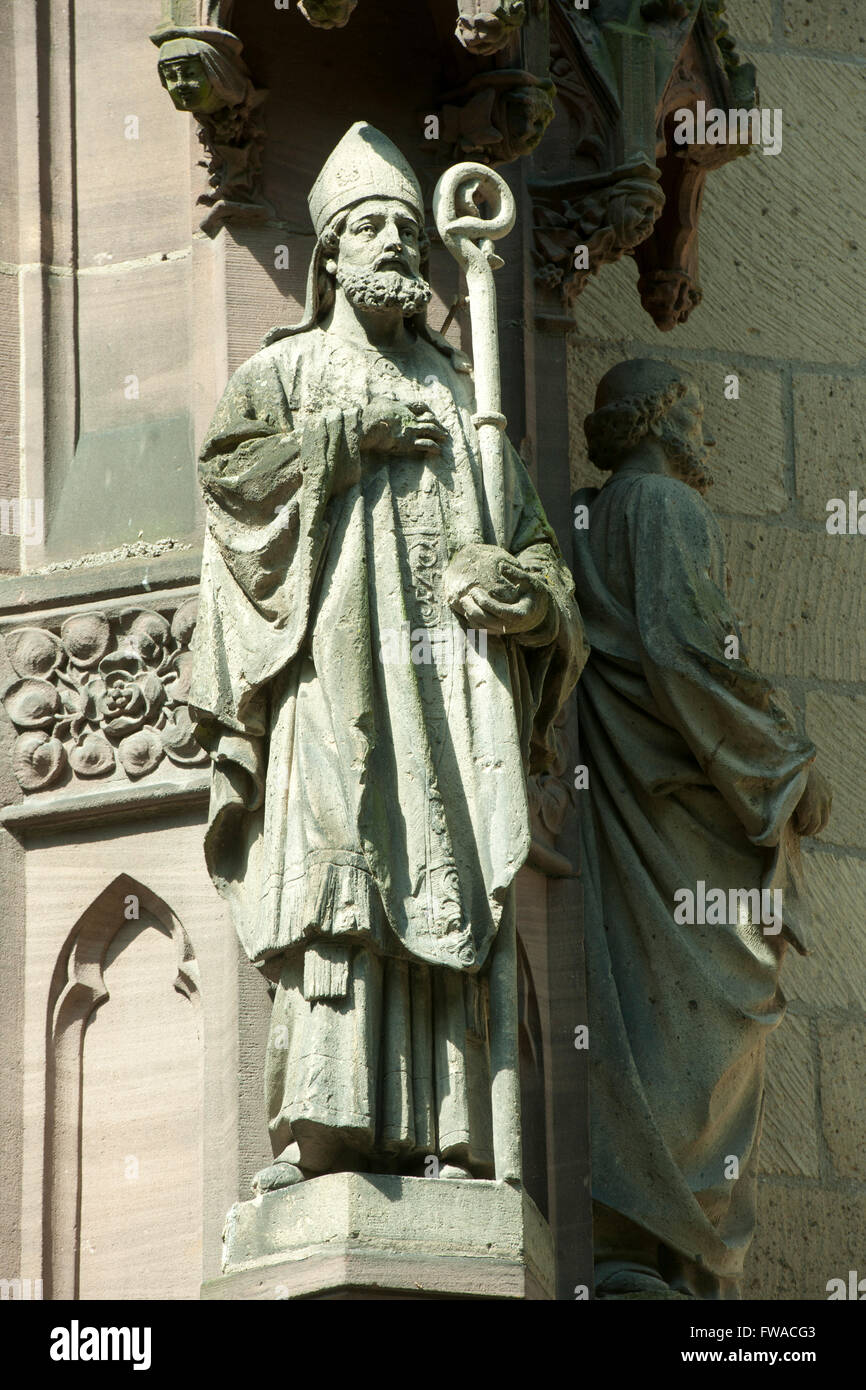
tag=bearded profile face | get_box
[658,382,716,494]
[584,375,716,493]
[329,196,432,318]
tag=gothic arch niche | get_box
[44,874,204,1300]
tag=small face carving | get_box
[159,56,221,114]
[506,91,552,155]
[668,383,716,453]
[335,198,422,279]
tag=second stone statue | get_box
[188,123,585,1194]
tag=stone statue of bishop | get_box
[189,123,585,1190]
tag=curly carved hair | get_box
[583,378,689,472]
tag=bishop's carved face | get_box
[329,197,432,318]
[337,198,422,277]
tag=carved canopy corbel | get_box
[532,0,758,329]
[150,21,271,235]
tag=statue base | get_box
[201,1173,554,1300]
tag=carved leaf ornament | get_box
[2,602,204,793]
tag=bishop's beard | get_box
[659,423,715,494]
[335,265,432,318]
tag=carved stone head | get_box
[501,82,556,159]
[262,124,474,361]
[584,359,716,493]
[319,197,432,320]
[305,124,432,325]
[298,0,358,28]
[157,36,251,115]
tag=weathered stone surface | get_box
[75,3,191,264]
[743,1180,866,1299]
[784,852,866,1012]
[573,56,866,366]
[725,0,774,43]
[78,258,192,436]
[803,693,866,848]
[719,519,866,682]
[761,1014,820,1178]
[794,374,866,523]
[0,0,18,266]
[40,257,200,561]
[783,0,866,52]
[817,1019,866,1181]
[0,271,20,575]
[205,1172,554,1300]
[0,827,25,1282]
[567,341,788,515]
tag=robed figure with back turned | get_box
[573,359,831,1299]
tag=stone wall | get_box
[567,0,866,1301]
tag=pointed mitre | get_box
[308,122,424,237]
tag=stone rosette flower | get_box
[1,602,204,792]
[88,653,166,740]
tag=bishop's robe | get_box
[572,469,815,1296]
[189,323,584,1174]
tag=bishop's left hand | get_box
[445,544,549,636]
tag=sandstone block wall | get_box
[567,0,866,1299]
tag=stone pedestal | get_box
[201,1173,555,1300]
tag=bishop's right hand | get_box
[360,396,447,458]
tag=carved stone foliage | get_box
[533,165,665,301]
[151,25,270,236]
[533,0,756,327]
[703,0,758,102]
[1,600,204,794]
[439,70,556,165]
